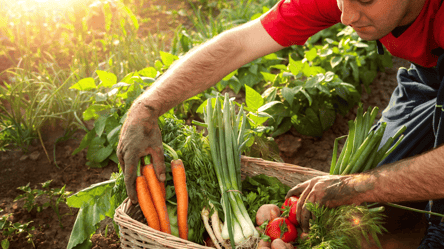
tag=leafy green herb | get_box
[298,203,386,249]
[242,174,291,225]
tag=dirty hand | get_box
[117,102,165,204]
[286,175,361,233]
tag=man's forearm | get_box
[351,144,444,203]
[135,31,244,116]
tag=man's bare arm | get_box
[118,18,284,203]
[350,144,444,204]
[288,145,444,232]
[135,18,285,116]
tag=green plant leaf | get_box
[107,125,122,146]
[248,112,268,127]
[138,67,158,78]
[94,116,107,137]
[271,117,292,137]
[249,64,258,75]
[325,71,335,82]
[291,108,323,137]
[350,60,359,83]
[112,82,130,89]
[86,137,113,163]
[96,70,117,88]
[305,47,318,61]
[159,51,179,67]
[83,104,109,121]
[1,239,9,249]
[288,56,304,76]
[281,87,296,107]
[245,85,263,111]
[69,78,96,91]
[331,56,343,68]
[319,106,336,131]
[261,72,276,83]
[222,70,238,81]
[72,129,96,155]
[258,101,284,113]
[305,74,325,89]
[95,92,107,102]
[354,42,369,48]
[303,66,325,77]
[66,180,116,249]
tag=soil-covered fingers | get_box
[296,182,316,233]
[146,145,166,182]
[123,153,140,204]
[285,181,310,199]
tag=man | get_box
[117,0,444,247]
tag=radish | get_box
[256,204,281,226]
[280,196,298,212]
[281,196,299,226]
[265,217,298,243]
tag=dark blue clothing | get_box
[372,54,444,248]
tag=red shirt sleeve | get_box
[260,0,342,47]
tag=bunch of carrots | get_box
[135,149,189,240]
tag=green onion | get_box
[203,93,259,248]
[330,105,405,175]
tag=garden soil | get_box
[0,0,429,248]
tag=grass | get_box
[0,0,274,151]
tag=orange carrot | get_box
[136,176,161,231]
[142,164,171,234]
[171,159,188,240]
[160,181,166,199]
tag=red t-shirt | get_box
[260,0,444,68]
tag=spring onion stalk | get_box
[203,93,259,248]
[331,106,405,175]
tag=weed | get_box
[0,209,35,249]
[14,180,72,228]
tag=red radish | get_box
[281,196,299,226]
[265,217,298,243]
[280,196,299,211]
[287,204,298,226]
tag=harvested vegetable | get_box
[270,238,293,249]
[265,217,298,243]
[203,93,260,247]
[330,105,406,175]
[171,159,189,240]
[281,196,298,227]
[167,203,195,240]
[136,173,161,231]
[258,239,272,248]
[160,114,221,244]
[256,204,281,226]
[142,163,171,234]
[208,202,227,248]
[201,207,222,249]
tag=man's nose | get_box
[340,1,361,26]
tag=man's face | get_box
[337,0,417,40]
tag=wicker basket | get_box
[114,156,328,249]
